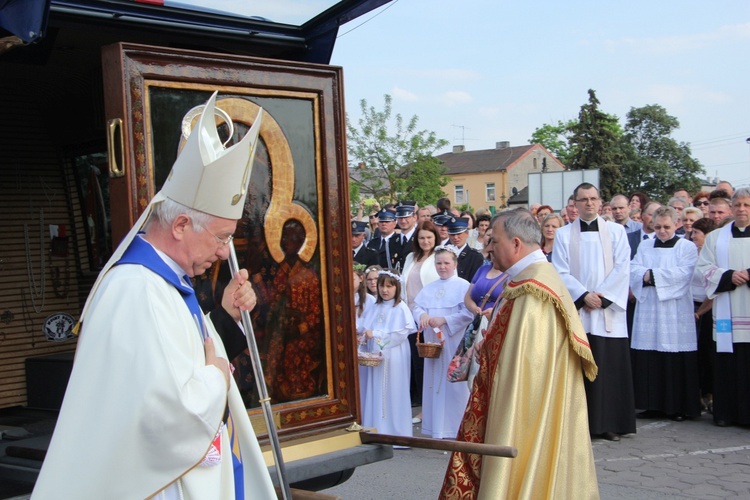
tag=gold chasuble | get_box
[440,261,599,500]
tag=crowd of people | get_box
[350,179,750,496]
[350,198,504,442]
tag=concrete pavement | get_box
[323,408,750,499]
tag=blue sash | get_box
[116,236,244,499]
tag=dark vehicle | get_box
[0,0,391,496]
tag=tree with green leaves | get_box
[529,119,576,167]
[567,89,624,200]
[347,94,450,209]
[620,104,704,201]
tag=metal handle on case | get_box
[107,118,125,178]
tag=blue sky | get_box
[330,0,750,189]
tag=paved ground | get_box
[4,406,749,499]
[322,408,750,499]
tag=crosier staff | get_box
[228,241,291,500]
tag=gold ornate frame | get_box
[102,42,358,439]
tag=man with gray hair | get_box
[552,183,635,442]
[697,187,750,427]
[668,195,689,235]
[441,209,599,499]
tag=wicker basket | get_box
[358,352,383,367]
[416,330,443,358]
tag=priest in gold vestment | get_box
[440,209,600,500]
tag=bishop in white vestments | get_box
[33,93,276,499]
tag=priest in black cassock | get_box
[552,183,636,442]
[696,187,750,427]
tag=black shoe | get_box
[636,410,662,419]
[599,432,620,441]
[714,419,731,427]
[669,414,686,422]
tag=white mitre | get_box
[162,91,262,219]
[75,91,263,332]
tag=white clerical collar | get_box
[506,249,547,280]
[138,235,191,287]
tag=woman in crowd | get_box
[681,207,702,240]
[690,217,717,413]
[692,191,711,217]
[480,226,493,265]
[464,256,506,321]
[535,205,553,225]
[364,265,383,297]
[412,245,474,439]
[402,222,442,310]
[357,270,415,439]
[401,221,441,419]
[472,214,492,250]
[629,192,650,211]
[462,211,479,249]
[540,213,564,262]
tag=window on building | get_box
[486,182,496,202]
[455,184,465,204]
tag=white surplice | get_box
[357,299,415,437]
[697,225,750,342]
[552,220,630,338]
[412,275,474,438]
[630,237,698,352]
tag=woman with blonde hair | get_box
[540,213,564,262]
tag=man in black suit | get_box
[352,220,378,267]
[366,208,404,269]
[627,201,661,259]
[396,200,418,267]
[446,217,484,282]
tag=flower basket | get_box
[416,329,443,359]
[358,351,382,367]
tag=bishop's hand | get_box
[222,268,256,322]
